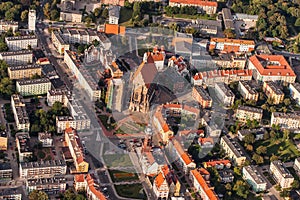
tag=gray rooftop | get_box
[17,78,51,86]
[243,165,267,184]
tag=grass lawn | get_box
[103,154,133,168]
[115,184,146,199]
[117,121,145,134]
[108,169,139,182]
[98,114,116,131]
[254,139,300,163]
[119,7,133,26]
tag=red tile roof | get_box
[249,55,296,76]
[198,137,214,145]
[203,160,231,168]
[104,24,126,35]
[170,0,217,7]
[74,174,85,182]
[155,172,166,188]
[172,139,192,165]
[86,174,107,200]
[191,169,219,200]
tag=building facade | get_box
[5,35,37,50]
[243,165,267,192]
[236,105,263,122]
[0,50,32,66]
[270,160,294,189]
[51,31,70,55]
[192,86,212,108]
[238,81,259,102]
[271,112,300,129]
[289,82,300,105]
[26,176,66,195]
[263,81,284,104]
[209,38,255,53]
[8,64,41,80]
[11,94,30,131]
[169,0,217,14]
[0,20,18,33]
[60,11,82,22]
[215,82,235,107]
[16,78,52,96]
[28,10,36,31]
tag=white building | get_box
[16,132,32,162]
[271,112,300,129]
[215,82,235,107]
[19,160,67,179]
[64,50,101,101]
[5,35,38,51]
[270,160,294,189]
[289,82,300,105]
[108,5,120,24]
[236,105,263,122]
[60,11,82,22]
[0,50,32,66]
[243,165,267,192]
[16,78,52,96]
[0,20,18,33]
[11,94,30,131]
[28,10,36,31]
[38,132,53,147]
[47,89,71,107]
[26,176,66,195]
[153,171,169,200]
[51,31,70,55]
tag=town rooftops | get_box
[237,105,263,114]
[193,69,253,80]
[0,50,32,56]
[5,35,37,41]
[0,131,7,138]
[264,81,284,95]
[194,86,212,101]
[203,160,231,168]
[222,8,233,20]
[235,13,258,21]
[170,0,217,7]
[239,80,258,95]
[65,128,86,164]
[216,82,235,97]
[20,160,66,169]
[26,175,66,186]
[155,172,166,188]
[210,37,255,46]
[0,20,18,25]
[104,24,125,35]
[8,64,41,71]
[271,160,293,178]
[53,31,67,45]
[16,132,32,153]
[86,174,107,200]
[172,139,193,165]
[243,165,266,184]
[191,169,219,200]
[221,135,247,158]
[17,78,50,86]
[272,112,300,119]
[109,5,120,18]
[249,55,296,76]
[48,89,71,97]
[38,132,52,140]
[290,82,300,92]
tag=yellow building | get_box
[0,131,7,151]
[263,81,284,104]
[8,65,41,80]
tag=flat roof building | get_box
[16,78,52,96]
[243,165,267,192]
[8,64,42,80]
[5,35,38,51]
[0,50,32,66]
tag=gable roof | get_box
[170,0,217,7]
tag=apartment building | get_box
[169,0,217,14]
[214,82,235,107]
[222,8,234,30]
[220,135,247,166]
[263,81,284,104]
[74,174,107,199]
[248,55,296,84]
[192,69,252,86]
[16,78,52,96]
[65,128,89,173]
[60,29,99,44]
[64,50,101,101]
[28,9,36,31]
[238,81,259,102]
[47,89,71,107]
[167,139,196,174]
[203,160,231,169]
[243,165,267,192]
[5,35,38,51]
[289,82,300,105]
[109,5,120,24]
[0,163,12,182]
[16,132,32,162]
[0,20,18,33]
[236,105,263,122]
[0,50,32,65]
[153,171,169,199]
[189,169,219,200]
[192,86,212,108]
[271,112,300,129]
[0,131,7,151]
[270,160,294,189]
[38,132,53,147]
[11,94,30,131]
[294,157,300,174]
[8,64,41,80]
[213,55,247,69]
[105,78,124,112]
[51,31,70,55]
[20,160,67,179]
[60,11,82,22]
[0,188,21,200]
[209,38,255,53]
[26,176,66,195]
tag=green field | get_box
[103,154,133,168]
[115,184,146,199]
[109,169,139,182]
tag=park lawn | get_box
[115,184,146,200]
[108,169,139,182]
[103,154,133,168]
[98,114,116,131]
[120,7,133,26]
[255,139,300,163]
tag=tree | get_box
[283,129,290,140]
[29,190,49,200]
[256,146,267,155]
[292,180,300,189]
[295,18,300,26]
[21,10,28,22]
[43,3,51,19]
[270,154,279,162]
[224,29,236,39]
[246,144,253,151]
[50,10,59,21]
[283,98,291,106]
[252,153,264,164]
[0,42,8,52]
[225,183,232,191]
[233,180,249,199]
[101,8,108,19]
[244,133,255,144]
[132,2,141,21]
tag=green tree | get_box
[256,146,267,155]
[29,190,49,200]
[21,10,28,22]
[224,29,236,39]
[270,154,279,162]
[43,3,51,19]
[233,180,249,199]
[252,153,264,164]
[0,42,8,52]
[50,10,60,21]
[292,180,300,189]
[295,18,300,26]
[244,133,255,144]
[283,98,291,106]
